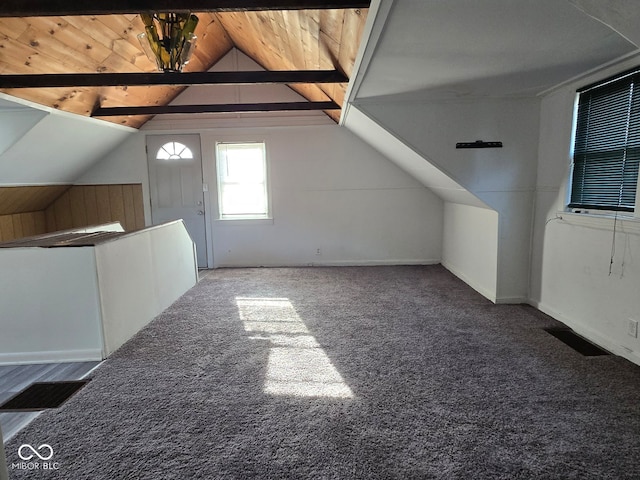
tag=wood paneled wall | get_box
[0,183,145,242]
[0,185,70,215]
[45,184,145,233]
[0,211,47,242]
[0,185,67,241]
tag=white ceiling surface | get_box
[0,99,48,157]
[353,0,637,101]
[343,0,640,209]
[568,0,640,48]
[0,95,134,185]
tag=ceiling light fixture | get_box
[138,12,199,73]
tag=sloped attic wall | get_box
[357,97,540,303]
[340,0,637,303]
[344,104,500,301]
[0,98,48,157]
[0,95,136,240]
[0,95,134,185]
[344,98,540,303]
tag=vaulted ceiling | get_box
[0,4,369,128]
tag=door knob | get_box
[197,210,204,215]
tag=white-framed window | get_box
[216,141,269,219]
[569,67,640,214]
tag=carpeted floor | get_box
[5,265,640,479]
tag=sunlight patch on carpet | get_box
[236,297,354,399]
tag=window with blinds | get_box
[569,68,640,212]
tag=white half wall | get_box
[442,202,498,302]
[95,221,198,356]
[0,221,197,364]
[0,247,103,364]
[531,53,640,365]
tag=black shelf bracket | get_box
[456,140,503,149]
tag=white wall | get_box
[95,221,198,355]
[0,248,103,364]
[442,202,498,302]
[81,123,444,268]
[352,97,540,302]
[75,134,147,185]
[75,47,443,268]
[75,133,152,225]
[531,54,640,365]
[343,105,489,209]
[205,125,443,267]
[144,48,334,131]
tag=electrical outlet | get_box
[628,319,638,338]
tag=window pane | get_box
[571,150,627,208]
[223,150,264,183]
[221,184,267,216]
[216,142,268,218]
[570,71,640,212]
[156,142,193,160]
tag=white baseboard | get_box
[303,259,441,267]
[441,261,497,303]
[0,349,103,366]
[213,259,442,268]
[495,296,528,304]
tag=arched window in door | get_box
[156,141,194,160]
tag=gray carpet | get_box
[5,265,640,479]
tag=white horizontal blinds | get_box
[570,69,640,212]
[217,142,268,218]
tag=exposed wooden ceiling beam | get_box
[92,101,340,116]
[0,70,349,88]
[0,1,370,17]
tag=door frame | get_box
[146,133,213,269]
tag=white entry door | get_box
[147,134,208,267]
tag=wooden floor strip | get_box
[0,361,100,442]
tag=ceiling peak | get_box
[0,1,370,17]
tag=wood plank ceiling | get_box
[0,6,369,128]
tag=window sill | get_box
[214,217,274,226]
[557,210,640,234]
